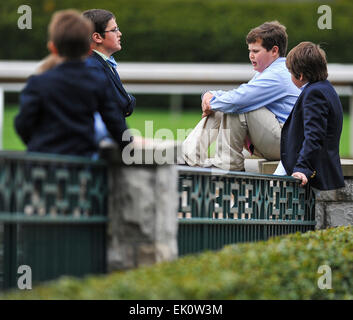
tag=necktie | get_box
[106,56,117,69]
[107,56,135,117]
[106,56,120,79]
[106,55,130,101]
[107,55,117,67]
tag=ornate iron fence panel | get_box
[0,151,108,290]
[177,166,316,256]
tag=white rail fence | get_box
[1,60,353,153]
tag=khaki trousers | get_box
[182,107,282,171]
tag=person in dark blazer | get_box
[278,42,344,190]
[83,9,135,145]
[15,10,131,157]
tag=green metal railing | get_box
[0,151,317,288]
[177,166,316,256]
[0,151,108,290]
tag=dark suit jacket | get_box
[281,80,345,190]
[86,51,135,117]
[15,60,131,156]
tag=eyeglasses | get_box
[103,27,120,34]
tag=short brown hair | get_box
[286,42,328,82]
[48,9,93,59]
[246,21,288,57]
[82,9,115,38]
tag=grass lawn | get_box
[2,104,351,157]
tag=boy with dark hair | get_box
[82,9,114,36]
[277,42,344,190]
[183,21,300,171]
[15,10,130,156]
[246,20,288,57]
[83,9,135,144]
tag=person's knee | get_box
[208,111,223,126]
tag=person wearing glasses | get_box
[15,10,131,157]
[83,9,135,147]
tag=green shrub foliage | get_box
[2,0,353,63]
[3,226,353,299]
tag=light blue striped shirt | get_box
[209,57,301,123]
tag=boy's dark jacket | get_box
[15,59,131,156]
[86,51,135,117]
[281,80,345,190]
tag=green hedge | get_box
[2,226,353,300]
[1,0,353,63]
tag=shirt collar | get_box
[93,49,109,60]
[93,50,118,69]
[93,50,117,64]
[269,57,285,67]
[254,57,284,78]
[300,82,309,91]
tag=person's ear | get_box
[92,32,103,44]
[299,74,304,81]
[47,41,58,55]
[272,45,279,56]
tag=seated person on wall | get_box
[15,10,131,157]
[274,42,345,191]
[83,9,135,146]
[182,21,301,171]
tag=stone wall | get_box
[315,178,353,229]
[100,143,179,272]
[258,159,353,230]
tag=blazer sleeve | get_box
[293,88,329,178]
[15,76,42,144]
[125,94,136,117]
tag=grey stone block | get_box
[106,163,178,272]
[315,202,326,230]
[325,202,353,227]
[335,180,353,201]
[314,189,338,202]
[314,180,353,202]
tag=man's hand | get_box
[292,172,308,187]
[201,92,214,118]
